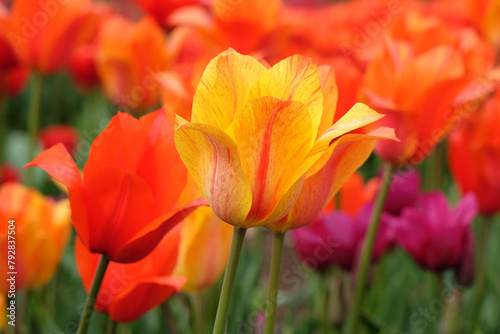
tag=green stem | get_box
[76,256,110,334]
[106,319,118,334]
[425,142,444,191]
[264,232,285,334]
[213,227,247,334]
[26,73,43,187]
[322,274,332,334]
[0,100,8,163]
[190,293,206,334]
[467,216,491,334]
[343,163,395,334]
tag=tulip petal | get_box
[24,143,89,243]
[299,103,390,177]
[227,97,315,223]
[83,112,148,181]
[175,123,252,226]
[248,54,323,134]
[317,65,338,137]
[109,276,186,322]
[117,198,206,263]
[191,49,267,130]
[137,109,188,210]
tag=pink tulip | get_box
[291,203,395,272]
[394,192,477,285]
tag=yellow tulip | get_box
[175,49,396,229]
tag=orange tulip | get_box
[175,49,396,229]
[361,11,495,166]
[1,0,104,74]
[449,90,500,216]
[0,182,71,292]
[96,15,169,111]
[75,225,186,322]
[174,206,232,292]
[26,109,202,263]
[132,0,199,28]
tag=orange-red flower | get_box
[26,109,201,263]
[0,182,71,291]
[1,0,105,74]
[132,0,200,28]
[39,124,80,154]
[96,15,169,112]
[75,225,186,322]
[361,11,495,166]
[175,49,396,229]
[449,90,500,216]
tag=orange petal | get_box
[191,49,267,130]
[175,123,252,226]
[317,65,338,137]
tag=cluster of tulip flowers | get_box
[1,0,500,332]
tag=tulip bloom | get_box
[174,206,232,292]
[175,49,394,229]
[26,109,201,263]
[97,16,169,111]
[132,0,199,28]
[292,203,394,272]
[39,125,80,154]
[0,182,71,291]
[75,226,186,322]
[449,91,500,216]
[394,192,477,285]
[384,168,421,215]
[361,11,495,166]
[1,0,105,74]
[0,164,20,184]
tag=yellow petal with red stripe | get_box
[226,96,315,224]
[175,123,252,226]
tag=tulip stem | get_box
[26,73,43,187]
[467,216,491,334]
[190,293,206,334]
[106,319,118,334]
[322,273,332,334]
[213,227,247,334]
[76,256,110,334]
[264,231,285,334]
[344,163,395,334]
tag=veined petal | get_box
[226,96,315,223]
[191,49,267,130]
[298,103,389,177]
[317,65,338,137]
[248,55,323,135]
[175,123,252,226]
[307,127,398,177]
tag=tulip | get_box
[27,108,199,263]
[333,172,379,217]
[449,90,500,216]
[292,203,394,273]
[39,125,80,154]
[132,0,199,28]
[174,206,232,293]
[384,168,422,215]
[0,164,20,184]
[96,15,169,112]
[26,109,202,333]
[175,48,395,333]
[0,182,71,292]
[361,11,495,166]
[0,0,105,74]
[394,192,477,285]
[75,225,186,323]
